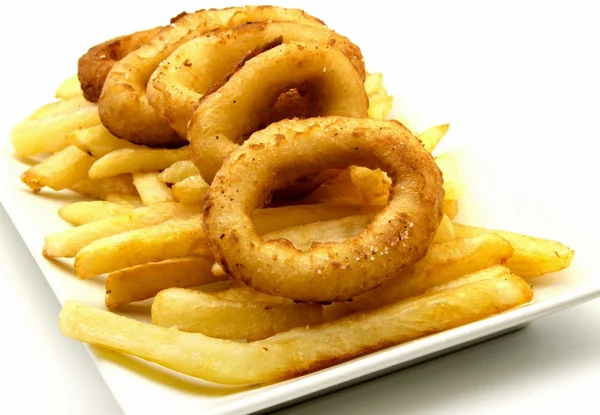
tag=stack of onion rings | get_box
[202,116,445,303]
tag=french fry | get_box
[20,145,96,192]
[132,172,174,205]
[444,199,459,219]
[58,201,136,226]
[44,202,199,258]
[432,214,455,244]
[158,160,199,184]
[426,264,512,293]
[104,193,143,207]
[25,95,92,121]
[59,275,533,385]
[435,152,464,200]
[152,283,323,341]
[453,223,575,277]
[74,215,207,279]
[172,175,209,204]
[105,257,225,309]
[365,72,394,120]
[419,123,450,153]
[55,74,82,99]
[211,263,227,277]
[89,146,189,179]
[11,97,101,157]
[67,125,137,157]
[327,233,515,317]
[70,175,137,200]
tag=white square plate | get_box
[1,1,599,414]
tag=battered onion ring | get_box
[78,27,162,102]
[98,6,325,147]
[203,116,445,303]
[147,21,366,137]
[189,42,369,183]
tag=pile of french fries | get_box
[8,74,575,384]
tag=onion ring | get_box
[77,27,162,103]
[189,42,369,184]
[203,116,445,302]
[147,21,366,137]
[98,6,325,147]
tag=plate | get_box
[1,1,599,414]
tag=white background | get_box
[1,1,599,414]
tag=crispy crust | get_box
[98,6,325,147]
[77,27,162,102]
[147,21,366,137]
[203,116,445,302]
[189,42,369,183]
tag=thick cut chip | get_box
[89,147,189,179]
[20,145,96,192]
[59,275,533,385]
[133,172,174,205]
[67,125,137,157]
[453,223,575,277]
[105,257,225,309]
[58,201,136,226]
[172,175,209,204]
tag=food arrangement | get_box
[8,5,575,386]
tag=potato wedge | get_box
[74,215,206,278]
[20,145,96,192]
[67,125,137,157]
[453,223,575,277]
[152,284,323,341]
[55,74,82,99]
[158,160,199,184]
[44,202,199,258]
[11,96,100,157]
[59,275,532,385]
[105,257,225,309]
[89,147,189,179]
[132,172,174,205]
[172,175,209,204]
[58,201,135,226]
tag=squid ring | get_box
[203,116,445,303]
[189,42,369,183]
[97,6,324,147]
[147,21,365,138]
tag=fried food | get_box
[204,116,444,302]
[158,160,199,184]
[189,43,369,183]
[152,282,323,340]
[98,6,325,146]
[364,72,393,120]
[419,123,450,153]
[55,74,82,99]
[69,175,137,200]
[60,275,533,385]
[147,21,365,137]
[78,27,163,102]
[453,223,575,277]
[105,257,225,308]
[171,175,209,204]
[58,201,135,226]
[67,125,137,157]
[132,172,174,205]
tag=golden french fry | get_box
[58,201,136,226]
[453,223,575,277]
[253,203,383,235]
[336,233,515,315]
[435,152,464,200]
[444,199,459,219]
[152,283,323,341]
[132,172,174,205]
[74,215,206,279]
[172,175,209,204]
[211,263,226,277]
[25,95,92,121]
[158,160,199,184]
[67,125,137,157]
[105,257,225,309]
[44,202,199,258]
[55,74,82,99]
[20,145,96,192]
[365,72,394,120]
[104,193,143,207]
[432,214,455,244]
[59,275,533,385]
[70,175,137,200]
[426,264,512,293]
[11,97,100,157]
[419,123,450,153]
[89,147,189,179]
